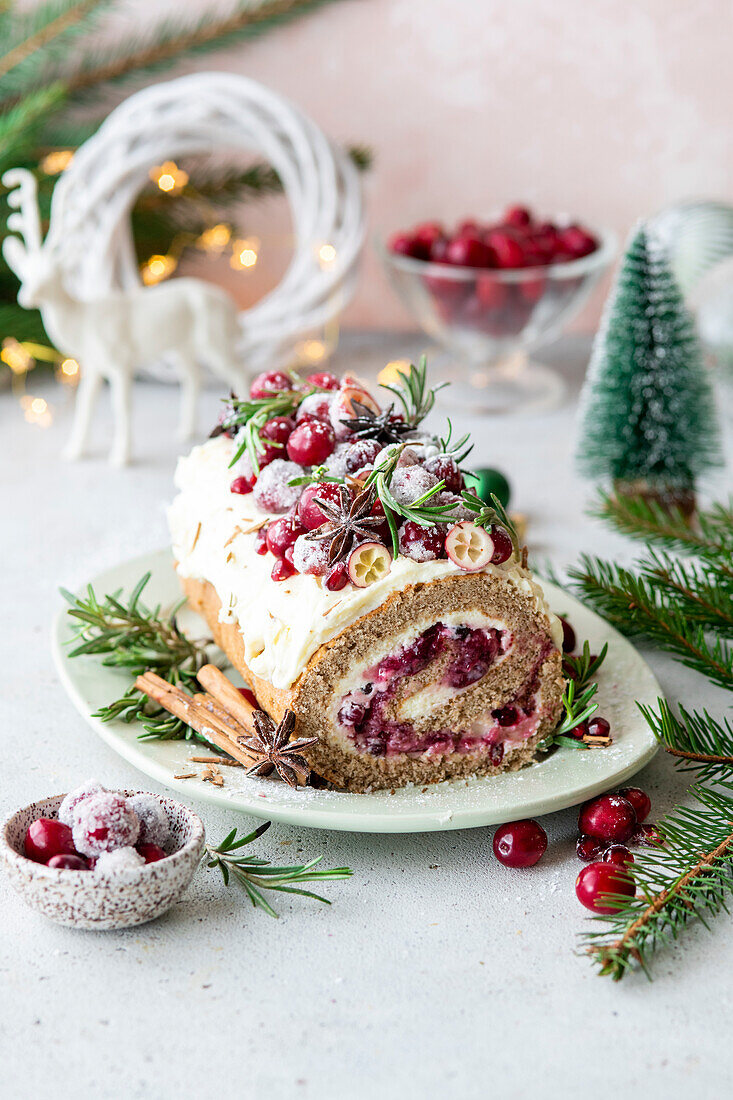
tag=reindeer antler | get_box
[2,169,42,275]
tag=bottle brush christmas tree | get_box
[577,224,722,513]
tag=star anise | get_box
[343,401,413,445]
[305,484,385,565]
[240,709,318,788]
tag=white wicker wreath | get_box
[2,72,364,464]
[46,70,365,373]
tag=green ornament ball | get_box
[464,467,511,509]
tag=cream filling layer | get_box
[169,437,563,690]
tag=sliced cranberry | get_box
[618,786,651,823]
[230,475,254,495]
[24,818,76,863]
[490,526,513,564]
[137,842,166,864]
[254,526,269,555]
[576,834,606,862]
[603,845,634,868]
[271,557,297,582]
[287,420,336,466]
[575,862,635,913]
[250,370,293,400]
[266,516,306,559]
[298,482,343,531]
[46,853,89,870]
[325,562,349,591]
[578,794,637,844]
[559,617,576,653]
[493,819,547,867]
[306,371,339,391]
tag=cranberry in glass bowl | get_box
[379,208,615,415]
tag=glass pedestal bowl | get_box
[378,228,616,414]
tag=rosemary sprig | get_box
[379,354,447,427]
[61,572,216,743]
[204,821,353,918]
[222,382,310,475]
[579,784,733,981]
[288,464,344,487]
[438,418,474,468]
[562,641,609,692]
[551,680,600,747]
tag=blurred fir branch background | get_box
[0,0,369,382]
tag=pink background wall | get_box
[120,0,733,331]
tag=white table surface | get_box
[2,334,732,1100]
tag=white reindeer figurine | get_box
[3,169,245,465]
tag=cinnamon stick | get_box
[197,664,258,728]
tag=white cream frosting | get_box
[168,436,563,690]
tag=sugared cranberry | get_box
[588,716,611,739]
[603,845,634,867]
[618,786,651,823]
[490,526,513,564]
[630,823,664,848]
[271,557,297,582]
[493,819,547,868]
[559,617,576,653]
[494,706,518,727]
[287,420,335,466]
[398,521,445,562]
[344,438,382,474]
[485,230,525,269]
[575,862,635,913]
[47,853,89,870]
[24,818,76,863]
[307,371,339,391]
[137,842,166,864]
[424,454,463,494]
[578,794,637,844]
[576,834,606,862]
[72,792,140,857]
[446,234,493,268]
[325,562,349,591]
[266,516,306,559]
[230,475,254,495]
[250,370,293,400]
[298,481,343,531]
[254,525,269,554]
[503,205,532,229]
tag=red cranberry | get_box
[325,562,349,591]
[503,205,532,229]
[260,416,294,447]
[559,617,576,653]
[575,862,635,913]
[519,275,546,303]
[494,706,518,727]
[344,439,382,474]
[603,845,634,868]
[250,370,293,400]
[398,521,445,562]
[137,842,166,864]
[424,454,463,493]
[24,818,76,863]
[485,230,525,269]
[266,516,306,559]
[588,716,611,738]
[476,274,508,310]
[298,481,343,531]
[630,822,664,848]
[271,557,297,582]
[254,526,269,554]
[446,234,493,268]
[576,834,606,862]
[493,819,547,868]
[558,225,597,259]
[287,420,335,466]
[46,853,89,870]
[578,794,637,844]
[307,371,339,391]
[413,221,445,252]
[618,786,651,823]
[388,231,420,258]
[238,686,258,708]
[490,526,513,564]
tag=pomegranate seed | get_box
[494,706,518,727]
[489,526,513,565]
[576,834,606,862]
[567,721,589,740]
[603,845,634,868]
[575,862,635,913]
[254,526,269,554]
[266,516,306,559]
[588,716,611,738]
[230,476,254,495]
[559,617,576,653]
[630,823,664,848]
[504,205,532,229]
[298,482,343,531]
[286,420,336,466]
[137,842,166,864]
[618,786,651,823]
[46,853,89,870]
[493,819,547,867]
[250,370,293,400]
[306,371,339,391]
[325,562,349,591]
[24,818,76,863]
[271,557,296,582]
[578,794,637,844]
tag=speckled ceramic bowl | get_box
[0,790,205,930]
